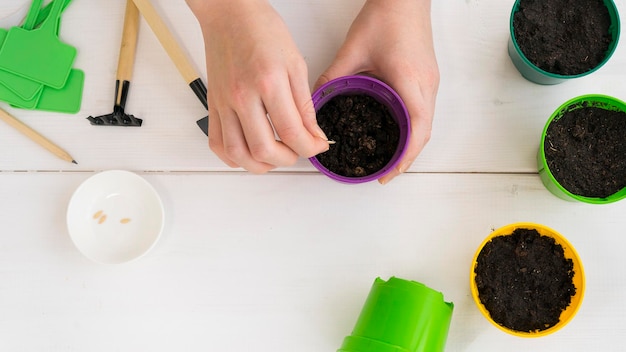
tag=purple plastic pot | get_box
[309,75,411,184]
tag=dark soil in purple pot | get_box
[315,94,400,178]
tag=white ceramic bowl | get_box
[66,170,164,264]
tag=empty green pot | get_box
[338,277,453,352]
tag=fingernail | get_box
[314,125,329,141]
[378,170,398,185]
[397,161,412,174]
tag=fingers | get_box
[207,73,327,173]
[377,73,437,185]
[238,98,299,168]
[194,0,328,173]
[210,110,276,173]
[263,72,329,158]
[206,104,238,168]
[289,61,331,146]
[208,102,297,174]
[378,116,432,185]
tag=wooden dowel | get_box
[117,0,140,83]
[0,109,76,164]
[131,0,199,84]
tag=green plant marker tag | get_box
[0,50,42,101]
[35,0,73,29]
[33,68,84,113]
[0,81,43,109]
[0,0,81,112]
[35,0,83,114]
[0,0,44,100]
[0,0,76,89]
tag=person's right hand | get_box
[186,0,329,173]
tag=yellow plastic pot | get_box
[470,223,585,337]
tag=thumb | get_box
[314,52,365,90]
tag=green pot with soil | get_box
[538,94,626,203]
[471,223,585,337]
[309,76,410,184]
[509,0,620,85]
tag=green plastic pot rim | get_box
[509,0,621,80]
[338,277,453,352]
[539,94,626,204]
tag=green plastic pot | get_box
[337,277,454,352]
[508,0,620,85]
[538,94,626,203]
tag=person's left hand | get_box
[315,0,439,184]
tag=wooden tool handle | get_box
[132,0,199,84]
[0,109,75,163]
[117,0,141,82]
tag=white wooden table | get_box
[1,1,625,351]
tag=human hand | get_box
[315,0,439,184]
[186,0,329,173]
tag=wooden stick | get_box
[116,0,140,84]
[114,0,140,107]
[131,0,199,84]
[0,109,76,164]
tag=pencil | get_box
[0,108,77,164]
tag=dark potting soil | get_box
[513,0,613,75]
[315,94,400,177]
[544,106,626,198]
[474,228,576,333]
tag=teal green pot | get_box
[538,94,626,203]
[337,277,453,352]
[508,0,620,85]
